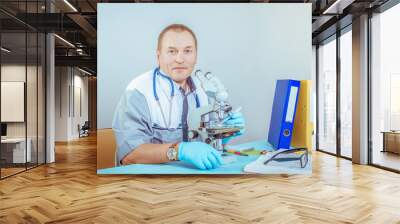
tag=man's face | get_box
[157,30,197,83]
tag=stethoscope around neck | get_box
[152,67,200,129]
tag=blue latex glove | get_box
[222,112,245,145]
[178,142,223,170]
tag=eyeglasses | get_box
[263,148,309,168]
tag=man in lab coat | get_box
[112,24,244,170]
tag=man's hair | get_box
[157,24,198,51]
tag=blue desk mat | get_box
[97,140,311,175]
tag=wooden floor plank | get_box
[0,134,400,223]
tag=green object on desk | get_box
[241,149,266,155]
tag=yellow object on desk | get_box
[291,80,313,151]
[241,149,268,155]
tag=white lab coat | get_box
[112,68,209,164]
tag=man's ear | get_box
[156,50,161,65]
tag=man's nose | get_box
[175,52,184,63]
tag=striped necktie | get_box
[180,88,189,142]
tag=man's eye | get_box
[168,49,177,54]
[184,49,192,54]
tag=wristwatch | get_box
[167,142,179,161]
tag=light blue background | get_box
[98,3,312,144]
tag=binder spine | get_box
[281,80,300,148]
[268,79,300,150]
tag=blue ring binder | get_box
[267,79,301,150]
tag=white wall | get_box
[98,3,312,143]
[72,73,89,138]
[1,65,26,131]
[55,67,89,141]
[55,66,68,141]
[1,64,46,163]
[1,65,39,138]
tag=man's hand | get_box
[178,142,223,170]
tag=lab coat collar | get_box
[157,68,197,95]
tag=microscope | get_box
[187,70,242,151]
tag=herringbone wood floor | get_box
[1,135,400,224]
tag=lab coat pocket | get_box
[152,126,182,144]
